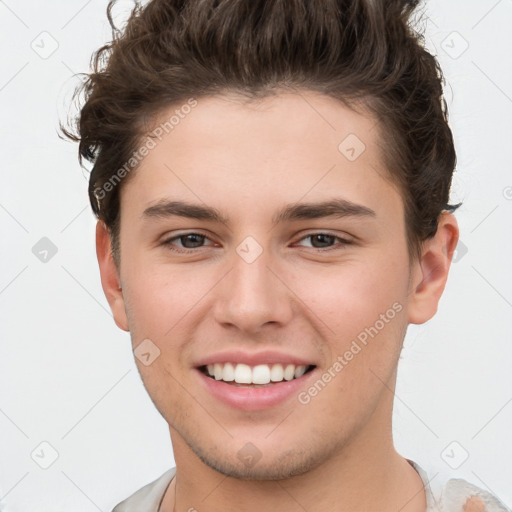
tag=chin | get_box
[190,441,330,481]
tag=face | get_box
[98,91,457,479]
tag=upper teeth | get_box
[206,363,308,384]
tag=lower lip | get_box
[196,368,316,411]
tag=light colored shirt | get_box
[111,459,511,511]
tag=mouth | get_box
[198,362,317,387]
[194,351,319,410]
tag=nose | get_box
[212,246,294,333]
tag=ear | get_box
[96,221,129,331]
[407,212,459,324]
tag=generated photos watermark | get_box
[93,98,198,208]
[298,301,403,405]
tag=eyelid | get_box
[294,228,354,241]
[160,228,211,240]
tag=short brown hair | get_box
[62,0,460,264]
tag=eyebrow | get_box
[142,198,376,226]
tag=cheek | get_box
[292,254,409,338]
[122,257,211,337]
[297,267,408,418]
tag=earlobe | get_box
[407,212,459,325]
[96,221,129,331]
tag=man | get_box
[64,0,510,510]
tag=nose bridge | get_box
[213,242,292,331]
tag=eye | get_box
[295,232,352,251]
[160,231,352,254]
[161,232,215,253]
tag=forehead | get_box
[149,91,381,163]
[121,91,402,224]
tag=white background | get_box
[0,1,511,510]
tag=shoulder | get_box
[111,468,176,512]
[440,478,511,512]
[408,459,511,512]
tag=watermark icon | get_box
[441,31,469,60]
[134,338,161,366]
[31,441,59,469]
[452,239,468,263]
[32,237,58,263]
[503,186,512,200]
[338,133,366,161]
[237,442,262,468]
[93,98,198,208]
[440,441,469,469]
[31,31,59,59]
[236,236,263,264]
[298,301,403,405]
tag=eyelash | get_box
[161,232,352,254]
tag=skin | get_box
[97,91,459,511]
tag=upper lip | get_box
[194,349,317,368]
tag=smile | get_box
[201,362,316,386]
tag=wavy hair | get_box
[62,0,460,264]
